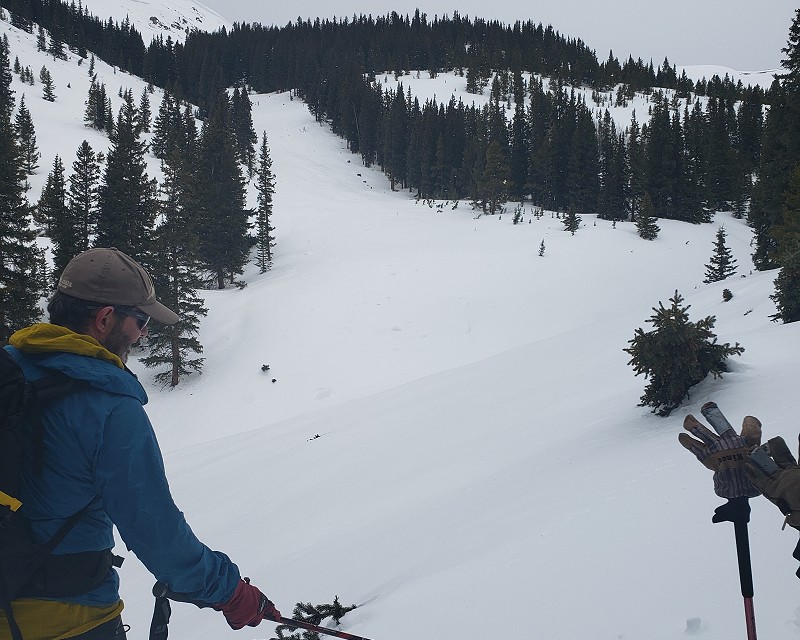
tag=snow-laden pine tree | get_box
[703,226,738,283]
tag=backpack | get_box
[0,348,118,640]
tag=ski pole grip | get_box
[152,581,211,608]
[701,401,734,436]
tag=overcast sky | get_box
[197,0,797,71]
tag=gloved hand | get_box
[215,578,281,630]
[679,412,762,499]
[745,435,800,530]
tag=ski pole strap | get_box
[149,593,171,640]
[152,582,376,640]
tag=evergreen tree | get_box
[566,105,599,213]
[0,37,40,342]
[151,91,177,159]
[47,23,67,60]
[14,94,39,174]
[624,291,745,416]
[195,92,251,288]
[67,140,100,252]
[563,206,581,235]
[703,225,738,283]
[635,192,660,240]
[35,155,67,237]
[751,11,800,269]
[254,131,276,272]
[42,154,86,282]
[274,597,357,640]
[780,8,800,89]
[39,66,55,101]
[84,80,109,130]
[478,139,510,214]
[9,10,32,33]
[36,26,47,52]
[231,87,258,176]
[770,164,800,323]
[137,86,151,135]
[627,110,646,212]
[142,146,207,386]
[508,69,528,200]
[95,90,157,254]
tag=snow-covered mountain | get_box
[3,7,800,640]
[79,0,229,43]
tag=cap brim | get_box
[139,299,180,325]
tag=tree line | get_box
[1,0,799,375]
[0,29,276,384]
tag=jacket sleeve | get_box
[93,397,240,605]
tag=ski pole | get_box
[269,615,374,640]
[701,403,758,640]
[152,581,375,640]
[731,504,757,640]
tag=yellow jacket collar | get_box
[9,324,125,369]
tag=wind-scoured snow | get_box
[3,12,800,640]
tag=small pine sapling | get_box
[624,291,744,416]
[703,226,737,283]
[272,597,357,640]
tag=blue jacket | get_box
[5,325,240,607]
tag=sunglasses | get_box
[115,306,150,331]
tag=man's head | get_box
[49,248,179,362]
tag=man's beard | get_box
[103,320,133,363]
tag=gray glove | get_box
[745,436,800,530]
[679,413,762,498]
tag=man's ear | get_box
[91,305,116,338]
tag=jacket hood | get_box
[10,323,125,368]
[8,324,147,403]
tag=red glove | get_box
[215,578,281,630]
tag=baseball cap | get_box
[57,247,179,325]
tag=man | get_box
[2,248,279,639]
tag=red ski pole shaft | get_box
[275,616,374,640]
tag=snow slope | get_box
[3,13,800,640]
[77,0,229,43]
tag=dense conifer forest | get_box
[2,0,799,384]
